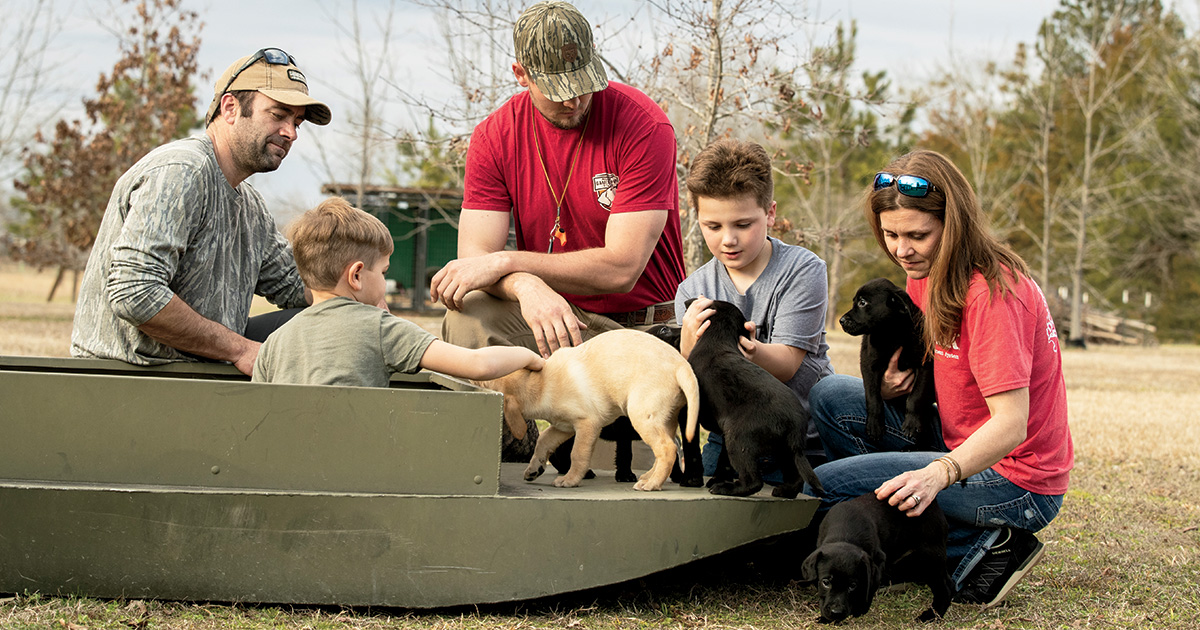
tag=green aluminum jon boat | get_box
[0,355,817,607]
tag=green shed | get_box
[320,185,462,311]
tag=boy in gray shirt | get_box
[253,197,543,387]
[674,139,834,477]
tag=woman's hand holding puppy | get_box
[880,346,915,400]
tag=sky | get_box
[42,0,1062,218]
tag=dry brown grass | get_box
[0,262,329,357]
[3,261,1199,628]
[0,262,77,357]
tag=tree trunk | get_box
[46,266,65,302]
[1069,67,1097,347]
[826,232,843,331]
[682,0,725,274]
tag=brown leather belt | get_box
[603,302,675,327]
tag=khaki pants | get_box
[442,291,668,351]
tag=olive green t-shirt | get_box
[252,297,436,387]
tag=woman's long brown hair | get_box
[866,150,1029,356]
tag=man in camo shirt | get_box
[72,48,331,375]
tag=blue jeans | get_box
[805,374,1064,589]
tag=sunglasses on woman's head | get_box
[873,172,938,198]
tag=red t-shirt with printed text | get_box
[908,272,1073,495]
[463,81,684,314]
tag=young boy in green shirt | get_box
[253,197,543,387]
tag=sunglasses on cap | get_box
[218,47,298,97]
[873,172,938,198]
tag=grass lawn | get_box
[2,261,1198,628]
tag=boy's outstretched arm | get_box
[419,340,545,380]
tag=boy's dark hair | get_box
[287,196,393,291]
[685,138,773,211]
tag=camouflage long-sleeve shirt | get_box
[71,134,306,365]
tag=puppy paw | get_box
[522,464,545,482]
[866,419,885,442]
[708,481,737,495]
[674,472,704,488]
[771,485,801,499]
[917,608,943,622]
[584,469,599,480]
[709,481,760,497]
[553,475,581,488]
[902,415,924,440]
[614,469,636,483]
[633,479,663,491]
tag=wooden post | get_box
[411,204,429,312]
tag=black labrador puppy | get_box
[802,493,953,623]
[840,278,938,447]
[548,324,704,488]
[686,299,822,498]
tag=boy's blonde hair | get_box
[287,197,394,291]
[685,138,773,211]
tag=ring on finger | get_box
[910,494,922,506]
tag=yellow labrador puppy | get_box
[479,329,700,491]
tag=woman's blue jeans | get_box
[805,374,1064,589]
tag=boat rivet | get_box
[211,466,220,475]
[473,475,483,485]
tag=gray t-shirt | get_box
[674,236,834,411]
[71,134,306,365]
[252,298,437,387]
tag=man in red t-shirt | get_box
[430,0,685,362]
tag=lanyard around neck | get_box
[531,99,591,253]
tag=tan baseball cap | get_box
[514,1,608,102]
[206,48,332,126]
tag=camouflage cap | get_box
[514,1,608,102]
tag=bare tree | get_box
[1056,0,1158,344]
[767,21,912,328]
[1104,4,1200,334]
[640,0,808,271]
[1021,26,1069,291]
[7,0,201,300]
[314,0,400,209]
[0,0,63,210]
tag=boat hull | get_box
[0,356,817,606]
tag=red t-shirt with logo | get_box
[463,81,684,313]
[908,272,1073,495]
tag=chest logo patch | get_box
[593,173,619,211]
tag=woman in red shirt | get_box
[807,149,1074,609]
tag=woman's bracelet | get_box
[933,458,954,489]
[934,455,963,489]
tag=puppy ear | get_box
[801,549,822,582]
[870,548,887,594]
[895,290,921,321]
